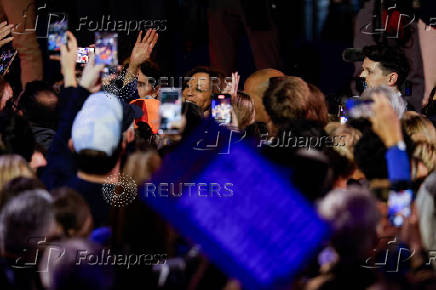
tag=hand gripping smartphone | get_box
[76,47,95,64]
[95,32,118,66]
[345,98,374,119]
[387,189,412,227]
[48,16,67,52]
[211,93,232,125]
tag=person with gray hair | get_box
[0,189,57,289]
[318,186,380,261]
[0,189,55,257]
[306,186,380,289]
[361,85,408,119]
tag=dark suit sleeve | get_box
[41,86,90,189]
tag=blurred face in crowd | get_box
[137,70,156,98]
[360,58,399,90]
[184,72,212,111]
[0,83,13,111]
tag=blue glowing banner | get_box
[140,120,329,289]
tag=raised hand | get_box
[60,31,78,87]
[129,29,159,69]
[0,21,14,48]
[79,50,104,92]
[230,71,240,98]
[370,92,403,147]
[223,72,240,98]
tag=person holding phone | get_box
[368,90,414,230]
[0,21,13,48]
[0,2,43,85]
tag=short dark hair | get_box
[354,130,388,180]
[74,143,122,175]
[263,76,310,128]
[0,177,46,209]
[51,187,92,237]
[17,81,59,128]
[362,45,410,87]
[354,126,415,181]
[184,66,224,94]
[0,112,36,162]
[139,60,161,81]
[135,122,157,151]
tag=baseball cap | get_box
[342,48,364,63]
[72,92,123,156]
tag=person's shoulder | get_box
[66,176,102,194]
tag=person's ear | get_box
[68,139,75,152]
[126,127,135,143]
[387,72,399,87]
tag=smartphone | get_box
[95,32,118,66]
[387,189,413,227]
[76,47,95,64]
[338,105,347,124]
[211,94,232,124]
[158,88,182,134]
[48,17,67,52]
[0,42,17,76]
[345,98,374,119]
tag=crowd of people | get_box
[0,1,435,289]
